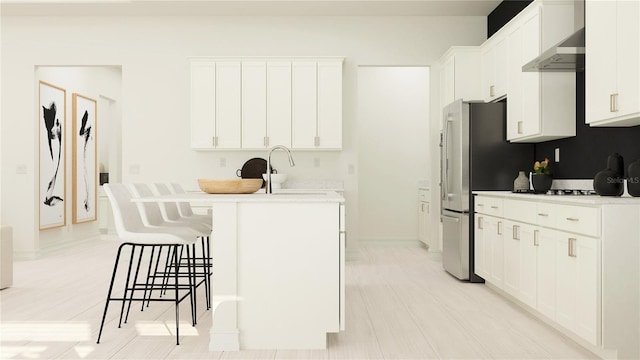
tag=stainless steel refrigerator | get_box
[440,99,534,281]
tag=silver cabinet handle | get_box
[517,121,523,134]
[534,230,539,246]
[491,206,499,209]
[490,85,495,97]
[212,136,219,147]
[497,221,503,235]
[314,136,320,147]
[264,136,269,147]
[568,237,577,257]
[513,225,520,240]
[537,213,549,217]
[610,93,619,112]
[477,204,485,207]
[566,217,579,222]
[478,216,484,230]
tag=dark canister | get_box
[628,159,640,197]
[593,153,625,196]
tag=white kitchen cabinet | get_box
[481,35,508,102]
[291,59,343,150]
[241,61,268,149]
[536,227,556,319]
[191,57,343,150]
[489,217,504,288]
[267,62,293,147]
[586,0,640,126]
[474,214,487,279]
[506,2,576,142]
[189,59,248,150]
[418,188,435,251]
[438,46,483,108]
[503,220,521,297]
[316,61,343,149]
[555,232,599,345]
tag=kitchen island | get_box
[133,190,345,350]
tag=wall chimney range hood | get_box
[522,0,585,72]
[522,28,585,72]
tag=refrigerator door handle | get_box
[441,214,460,222]
[442,116,453,202]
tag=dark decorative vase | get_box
[532,173,552,194]
[628,159,640,197]
[594,153,625,196]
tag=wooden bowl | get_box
[197,179,263,194]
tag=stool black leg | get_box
[173,244,180,345]
[118,245,137,328]
[124,245,145,324]
[97,243,128,344]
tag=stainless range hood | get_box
[522,0,585,72]
[522,28,585,72]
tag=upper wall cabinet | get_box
[190,57,343,150]
[438,46,483,109]
[506,1,576,142]
[586,0,640,127]
[481,35,508,102]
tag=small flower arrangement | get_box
[533,158,551,175]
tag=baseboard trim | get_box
[14,236,100,260]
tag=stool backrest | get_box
[154,183,182,221]
[170,183,194,217]
[129,183,165,227]
[103,183,147,236]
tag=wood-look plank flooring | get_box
[0,237,598,359]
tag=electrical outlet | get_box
[555,148,560,162]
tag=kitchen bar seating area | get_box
[98,183,213,345]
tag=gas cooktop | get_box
[513,189,598,196]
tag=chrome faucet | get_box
[266,145,295,194]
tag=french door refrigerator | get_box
[440,99,533,281]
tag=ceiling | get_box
[1,0,502,16]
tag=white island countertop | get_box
[133,189,345,204]
[473,190,640,205]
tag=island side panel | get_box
[237,201,340,349]
[209,202,240,351]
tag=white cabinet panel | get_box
[518,224,537,309]
[586,0,640,126]
[190,60,216,149]
[242,61,267,149]
[490,218,504,288]
[292,62,318,149]
[439,47,482,108]
[481,36,508,102]
[215,61,242,149]
[503,220,521,297]
[267,61,292,147]
[474,214,488,279]
[317,61,343,149]
[536,228,557,320]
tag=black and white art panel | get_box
[72,93,97,224]
[39,81,66,229]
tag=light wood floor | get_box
[0,237,598,359]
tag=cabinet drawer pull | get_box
[477,204,485,207]
[512,225,520,240]
[568,237,577,257]
[490,85,495,97]
[610,93,619,112]
[534,230,539,246]
[490,206,499,209]
[517,121,523,134]
[566,217,579,222]
[478,217,483,230]
[537,213,549,217]
[497,221,503,235]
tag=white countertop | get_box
[474,191,640,205]
[132,190,345,204]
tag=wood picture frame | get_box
[72,93,98,224]
[39,81,67,230]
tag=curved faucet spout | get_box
[266,145,295,194]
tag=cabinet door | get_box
[537,228,557,320]
[506,26,523,141]
[241,61,267,149]
[585,0,617,124]
[490,218,504,288]
[292,61,317,149]
[493,38,508,100]
[616,0,640,119]
[441,56,455,107]
[503,220,521,298]
[519,224,537,309]
[519,12,541,137]
[317,61,343,149]
[267,61,292,147]
[481,44,495,102]
[474,214,487,279]
[555,232,599,345]
[215,61,242,149]
[190,60,216,149]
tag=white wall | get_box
[1,14,486,256]
[357,66,430,242]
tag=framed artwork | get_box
[39,81,67,230]
[72,93,97,224]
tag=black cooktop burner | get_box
[544,189,598,196]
